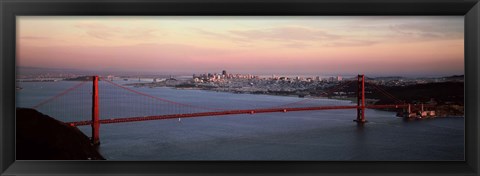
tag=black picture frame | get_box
[1,0,479,175]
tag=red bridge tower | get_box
[355,74,367,123]
[92,76,100,146]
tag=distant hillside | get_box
[444,75,464,79]
[371,76,404,80]
[333,81,464,105]
[443,75,464,81]
[64,76,93,81]
[372,82,464,105]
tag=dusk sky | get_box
[17,16,464,77]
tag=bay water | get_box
[16,80,464,160]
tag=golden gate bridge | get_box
[30,75,431,146]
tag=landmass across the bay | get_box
[16,68,465,118]
[118,71,464,118]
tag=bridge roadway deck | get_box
[66,104,426,126]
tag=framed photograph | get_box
[1,0,479,175]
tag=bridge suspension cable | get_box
[32,80,88,109]
[102,79,226,111]
[271,80,355,108]
[365,81,404,104]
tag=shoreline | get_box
[126,84,464,118]
[169,85,355,103]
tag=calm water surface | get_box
[16,81,464,160]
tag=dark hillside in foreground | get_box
[16,108,104,160]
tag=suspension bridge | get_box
[29,74,431,145]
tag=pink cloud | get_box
[229,26,341,42]
[20,36,52,40]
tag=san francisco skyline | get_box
[17,16,464,77]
